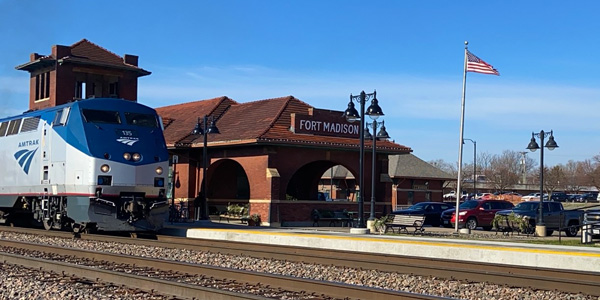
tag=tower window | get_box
[35,72,51,101]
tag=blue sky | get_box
[1,1,599,167]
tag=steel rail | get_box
[0,238,445,300]
[2,227,599,297]
[0,249,264,300]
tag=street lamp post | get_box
[526,130,558,237]
[191,115,220,221]
[343,90,384,230]
[463,139,476,196]
[365,120,390,222]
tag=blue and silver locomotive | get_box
[0,98,169,232]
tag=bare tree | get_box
[584,156,600,190]
[543,165,565,196]
[427,151,600,195]
[561,160,580,193]
[428,159,457,189]
[483,150,521,192]
[428,159,456,174]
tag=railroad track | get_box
[0,227,445,300]
[1,226,599,298]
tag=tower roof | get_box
[16,39,150,76]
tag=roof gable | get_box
[69,39,125,65]
[156,96,235,146]
[389,154,455,180]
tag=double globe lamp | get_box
[343,90,384,231]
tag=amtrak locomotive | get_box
[0,98,169,232]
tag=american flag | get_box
[466,51,499,75]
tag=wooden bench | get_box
[219,204,250,224]
[493,214,533,236]
[384,214,425,234]
[311,209,352,227]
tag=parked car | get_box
[495,201,583,237]
[573,193,598,202]
[392,202,455,227]
[480,193,496,200]
[443,191,467,200]
[542,192,569,202]
[521,193,541,202]
[474,193,492,200]
[440,199,514,230]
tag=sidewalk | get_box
[160,218,586,243]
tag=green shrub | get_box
[493,212,531,233]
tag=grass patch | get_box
[563,202,600,211]
[513,239,600,247]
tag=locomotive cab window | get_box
[82,109,121,124]
[124,112,158,128]
[53,107,70,127]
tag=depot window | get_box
[82,109,121,124]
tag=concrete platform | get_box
[161,220,600,273]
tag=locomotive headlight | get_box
[123,152,132,161]
[155,166,163,175]
[100,164,110,173]
[132,153,141,162]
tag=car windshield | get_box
[459,200,479,209]
[514,202,539,210]
[408,203,428,210]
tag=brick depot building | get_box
[16,39,454,227]
[157,97,453,226]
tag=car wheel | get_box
[545,230,554,236]
[466,218,478,230]
[565,222,579,237]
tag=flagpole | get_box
[455,41,469,233]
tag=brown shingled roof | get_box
[60,39,150,75]
[156,96,236,146]
[16,39,150,75]
[69,39,124,65]
[156,96,412,154]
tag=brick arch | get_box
[207,159,250,200]
[285,160,356,200]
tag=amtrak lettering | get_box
[18,139,39,147]
[293,113,360,138]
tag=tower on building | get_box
[15,39,150,111]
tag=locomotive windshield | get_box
[124,112,158,128]
[82,109,122,124]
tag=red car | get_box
[440,199,514,230]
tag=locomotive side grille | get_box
[20,117,40,132]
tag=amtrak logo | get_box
[14,148,38,174]
[117,137,139,146]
